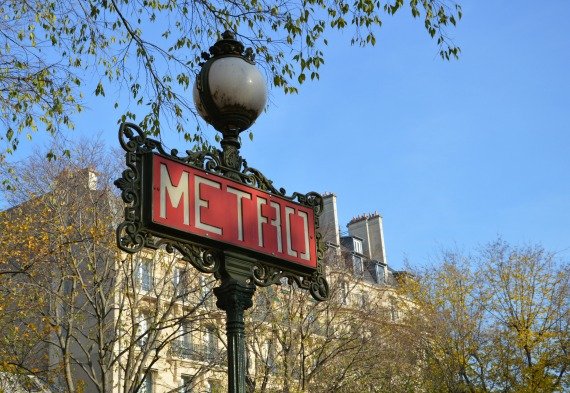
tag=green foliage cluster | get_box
[0,0,461,159]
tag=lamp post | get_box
[115,28,328,393]
[193,31,267,393]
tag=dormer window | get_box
[353,238,363,254]
[353,255,364,276]
[374,263,385,284]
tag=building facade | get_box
[1,170,410,393]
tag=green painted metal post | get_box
[214,252,256,393]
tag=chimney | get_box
[53,167,98,191]
[347,216,371,258]
[320,193,340,248]
[347,212,387,265]
[367,213,387,265]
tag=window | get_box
[62,277,74,294]
[141,372,154,393]
[180,321,193,349]
[352,255,364,276]
[137,257,154,292]
[390,300,400,321]
[173,321,193,359]
[136,312,149,347]
[353,238,363,254]
[199,276,214,307]
[180,375,192,393]
[374,263,385,284]
[204,327,217,360]
[264,340,276,374]
[205,379,221,393]
[173,266,187,298]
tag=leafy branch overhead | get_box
[0,0,462,156]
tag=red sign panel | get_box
[151,154,317,269]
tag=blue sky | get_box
[4,1,570,270]
[241,1,570,269]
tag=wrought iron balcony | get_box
[170,342,227,364]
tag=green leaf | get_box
[95,82,105,97]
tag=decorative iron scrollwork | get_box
[251,264,283,287]
[305,263,330,302]
[164,240,221,274]
[251,260,329,301]
[116,221,146,253]
[114,122,329,301]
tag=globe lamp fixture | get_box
[193,31,267,150]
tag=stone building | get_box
[1,169,409,393]
[321,193,404,287]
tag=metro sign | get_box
[146,154,317,269]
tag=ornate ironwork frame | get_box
[114,123,329,301]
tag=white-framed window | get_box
[137,257,154,292]
[204,327,217,360]
[173,266,187,298]
[136,312,149,347]
[353,238,363,254]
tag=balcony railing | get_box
[170,342,226,364]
